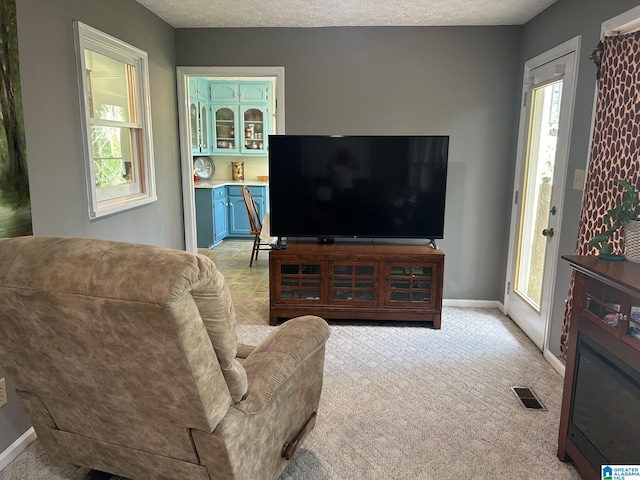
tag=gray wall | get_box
[516,0,640,358]
[176,26,523,301]
[17,0,182,247]
[0,0,179,454]
[0,367,30,454]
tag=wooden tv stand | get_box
[268,240,444,327]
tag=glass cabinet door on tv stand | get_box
[385,263,438,308]
[275,261,324,303]
[329,261,378,306]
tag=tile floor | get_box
[198,239,269,299]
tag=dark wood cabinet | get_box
[269,240,444,327]
[558,256,640,480]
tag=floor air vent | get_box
[511,386,547,411]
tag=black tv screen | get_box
[268,135,449,240]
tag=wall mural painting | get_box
[0,0,31,238]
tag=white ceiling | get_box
[134,0,558,28]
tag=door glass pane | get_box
[333,289,351,300]
[390,266,409,276]
[514,79,563,311]
[412,292,431,302]
[215,107,235,150]
[200,105,208,150]
[355,265,374,276]
[334,265,352,275]
[390,291,409,302]
[301,290,320,300]
[391,280,410,290]
[301,265,320,275]
[244,108,264,150]
[414,280,431,289]
[281,264,299,275]
[629,305,640,343]
[412,266,432,277]
[355,291,374,301]
[190,103,198,149]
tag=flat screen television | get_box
[268,135,449,241]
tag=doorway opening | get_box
[176,67,285,253]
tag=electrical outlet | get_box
[573,169,586,191]
[0,377,6,408]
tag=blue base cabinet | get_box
[196,185,268,247]
[213,187,228,244]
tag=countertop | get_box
[194,179,269,189]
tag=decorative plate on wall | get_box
[194,157,215,180]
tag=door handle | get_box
[542,228,555,238]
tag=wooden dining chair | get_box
[242,185,271,266]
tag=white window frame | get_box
[74,22,156,219]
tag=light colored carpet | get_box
[232,295,270,325]
[0,302,580,480]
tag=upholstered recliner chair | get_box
[0,236,330,480]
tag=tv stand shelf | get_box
[268,240,444,327]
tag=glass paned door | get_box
[514,79,563,311]
[506,46,578,351]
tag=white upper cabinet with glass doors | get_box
[210,81,271,156]
[189,78,211,155]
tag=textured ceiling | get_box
[134,0,558,28]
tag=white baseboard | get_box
[443,299,502,309]
[544,349,566,377]
[0,427,37,471]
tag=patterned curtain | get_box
[560,31,640,358]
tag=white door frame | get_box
[176,66,285,253]
[503,36,580,354]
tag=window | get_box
[74,22,156,218]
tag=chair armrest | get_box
[236,343,255,359]
[233,315,330,414]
